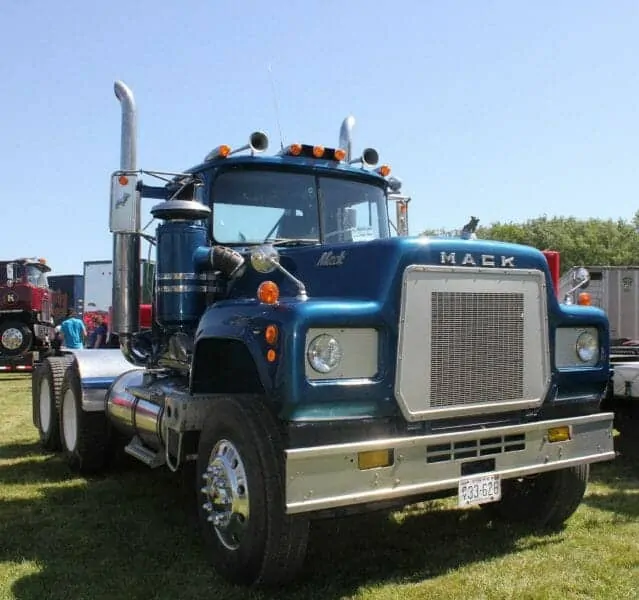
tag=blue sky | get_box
[2,0,639,276]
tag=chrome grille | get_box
[430,291,524,407]
[394,265,550,422]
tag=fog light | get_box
[547,426,571,443]
[357,449,394,470]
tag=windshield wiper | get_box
[266,238,320,247]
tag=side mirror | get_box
[6,263,14,285]
[109,171,139,233]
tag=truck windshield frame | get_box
[208,165,391,245]
[0,264,48,288]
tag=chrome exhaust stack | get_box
[339,115,355,162]
[112,80,142,364]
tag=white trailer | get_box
[561,266,639,412]
[83,260,155,313]
[560,266,639,343]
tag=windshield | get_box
[25,266,48,288]
[211,168,390,245]
[0,264,48,287]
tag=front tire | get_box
[59,363,110,474]
[0,320,32,356]
[196,395,309,587]
[32,355,73,451]
[482,465,589,529]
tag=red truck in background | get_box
[0,257,58,372]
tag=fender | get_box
[191,302,278,396]
[61,348,143,412]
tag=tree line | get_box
[421,213,639,275]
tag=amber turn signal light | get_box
[257,281,280,305]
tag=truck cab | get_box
[31,81,616,589]
[0,257,55,371]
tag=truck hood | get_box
[230,236,556,305]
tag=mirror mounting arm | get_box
[269,259,308,301]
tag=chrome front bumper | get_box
[284,412,615,514]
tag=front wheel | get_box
[196,395,309,587]
[0,320,32,356]
[482,465,589,529]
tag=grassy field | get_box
[1,374,638,600]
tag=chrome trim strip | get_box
[284,412,614,514]
[156,272,217,281]
[156,285,213,293]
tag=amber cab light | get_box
[334,148,346,161]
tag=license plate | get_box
[458,473,501,507]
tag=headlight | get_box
[576,331,598,362]
[556,326,599,369]
[307,334,343,373]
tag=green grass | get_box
[1,375,638,600]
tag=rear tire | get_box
[59,362,110,474]
[196,395,309,587]
[32,355,73,451]
[482,465,589,529]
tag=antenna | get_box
[267,63,285,150]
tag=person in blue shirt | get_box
[60,309,87,349]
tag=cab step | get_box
[124,436,165,468]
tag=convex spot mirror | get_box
[250,244,280,274]
[572,267,590,289]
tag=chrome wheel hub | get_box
[200,439,249,551]
[1,328,22,350]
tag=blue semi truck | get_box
[32,81,615,588]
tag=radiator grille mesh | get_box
[430,291,524,407]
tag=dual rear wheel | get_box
[32,356,109,474]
